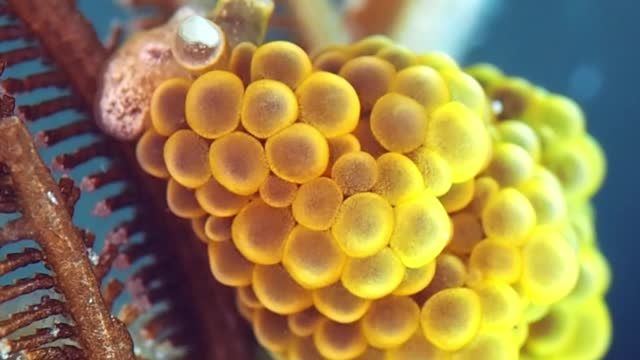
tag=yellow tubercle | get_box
[208,239,254,286]
[339,56,395,112]
[481,188,537,244]
[136,129,169,179]
[391,65,450,112]
[185,70,244,139]
[241,79,298,139]
[296,71,361,138]
[361,296,420,348]
[150,78,191,136]
[163,129,211,188]
[292,177,343,231]
[389,191,451,269]
[520,227,579,305]
[370,93,428,153]
[251,41,312,89]
[204,215,233,242]
[252,264,313,315]
[468,239,522,285]
[208,131,269,195]
[341,247,405,299]
[372,152,423,205]
[195,177,249,217]
[313,319,368,359]
[265,123,329,184]
[282,225,346,289]
[425,102,491,183]
[232,199,294,265]
[332,192,394,258]
[313,282,371,324]
[331,151,378,196]
[166,178,206,219]
[421,287,483,351]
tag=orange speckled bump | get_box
[251,41,312,89]
[242,79,298,138]
[136,129,169,179]
[163,129,210,188]
[265,123,329,184]
[135,35,610,360]
[297,71,360,138]
[208,131,269,195]
[185,70,244,139]
[370,93,428,153]
[150,78,191,136]
[339,56,395,112]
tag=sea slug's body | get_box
[104,8,610,359]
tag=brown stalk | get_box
[0,115,135,359]
[345,0,410,39]
[274,0,347,51]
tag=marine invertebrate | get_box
[130,7,611,357]
[0,105,133,359]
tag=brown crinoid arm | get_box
[0,113,135,359]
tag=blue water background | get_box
[76,1,640,358]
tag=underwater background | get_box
[43,0,640,358]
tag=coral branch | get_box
[24,345,85,360]
[0,248,43,276]
[0,297,66,338]
[0,217,34,245]
[4,323,76,354]
[0,274,56,303]
[0,115,135,360]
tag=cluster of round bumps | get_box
[136,35,611,360]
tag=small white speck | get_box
[0,339,12,359]
[492,100,504,115]
[88,298,94,305]
[46,191,59,205]
[50,326,60,337]
[86,248,99,266]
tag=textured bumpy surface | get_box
[136,34,611,359]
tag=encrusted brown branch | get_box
[0,297,67,338]
[0,273,56,303]
[0,217,35,245]
[0,248,43,276]
[22,345,86,360]
[5,323,77,355]
[0,115,135,360]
